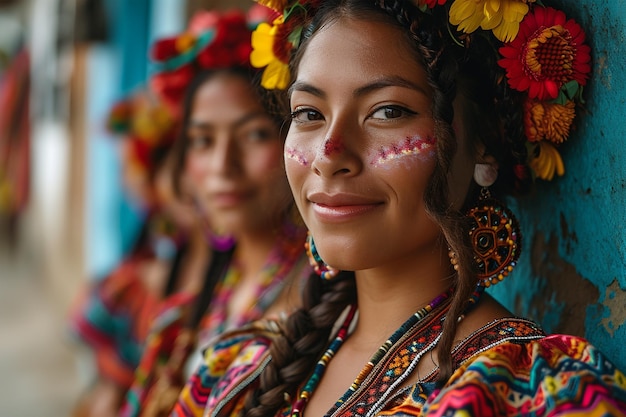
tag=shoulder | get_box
[200,320,276,382]
[426,328,626,416]
[173,320,278,416]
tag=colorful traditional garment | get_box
[69,253,164,389]
[172,301,626,417]
[121,223,310,417]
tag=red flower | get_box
[151,37,179,61]
[149,10,255,111]
[150,65,194,114]
[498,7,591,100]
[417,0,447,8]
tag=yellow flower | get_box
[449,0,535,42]
[250,18,291,90]
[529,141,564,181]
[524,99,576,144]
[255,0,290,12]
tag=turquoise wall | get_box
[490,1,626,370]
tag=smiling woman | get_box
[173,1,626,417]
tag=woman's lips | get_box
[308,193,383,223]
[211,191,250,208]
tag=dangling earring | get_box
[467,164,521,287]
[305,232,339,280]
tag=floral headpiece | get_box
[107,90,178,178]
[150,8,273,115]
[250,0,592,182]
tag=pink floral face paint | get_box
[284,146,309,166]
[371,135,436,167]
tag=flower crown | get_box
[150,7,274,115]
[107,90,178,177]
[250,0,592,182]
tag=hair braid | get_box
[243,272,356,417]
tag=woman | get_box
[70,92,209,417]
[119,9,310,417]
[173,1,626,416]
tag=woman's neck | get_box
[233,224,283,278]
[350,244,453,347]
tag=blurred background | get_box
[0,1,249,416]
[0,1,624,416]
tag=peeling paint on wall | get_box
[528,232,599,337]
[491,0,626,372]
[600,279,626,336]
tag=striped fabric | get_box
[70,254,162,389]
[172,318,626,416]
[122,223,309,417]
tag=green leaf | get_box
[563,80,580,100]
[288,25,303,48]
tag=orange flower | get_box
[524,99,575,144]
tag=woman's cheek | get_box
[248,143,284,176]
[185,153,208,183]
[284,145,310,167]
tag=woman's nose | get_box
[310,122,362,178]
[211,133,242,177]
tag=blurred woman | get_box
[119,8,311,417]
[70,91,209,417]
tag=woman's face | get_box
[185,73,291,236]
[285,17,474,272]
[154,157,199,231]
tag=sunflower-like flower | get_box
[524,99,575,144]
[498,6,591,100]
[449,0,535,42]
[528,141,564,181]
[250,17,292,90]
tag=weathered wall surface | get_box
[490,0,626,369]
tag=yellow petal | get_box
[250,23,276,68]
[261,60,290,90]
[492,21,520,42]
[450,0,484,33]
[483,0,502,20]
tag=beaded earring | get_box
[304,232,339,280]
[465,164,521,287]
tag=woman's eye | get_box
[187,136,212,150]
[290,108,323,123]
[243,128,275,143]
[370,106,415,120]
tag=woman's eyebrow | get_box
[353,75,430,98]
[288,76,428,100]
[188,112,268,131]
[288,81,326,99]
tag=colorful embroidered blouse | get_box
[172,312,626,416]
[121,224,310,417]
[69,254,164,389]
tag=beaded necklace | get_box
[290,286,483,417]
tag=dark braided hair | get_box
[244,271,356,416]
[244,0,529,415]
